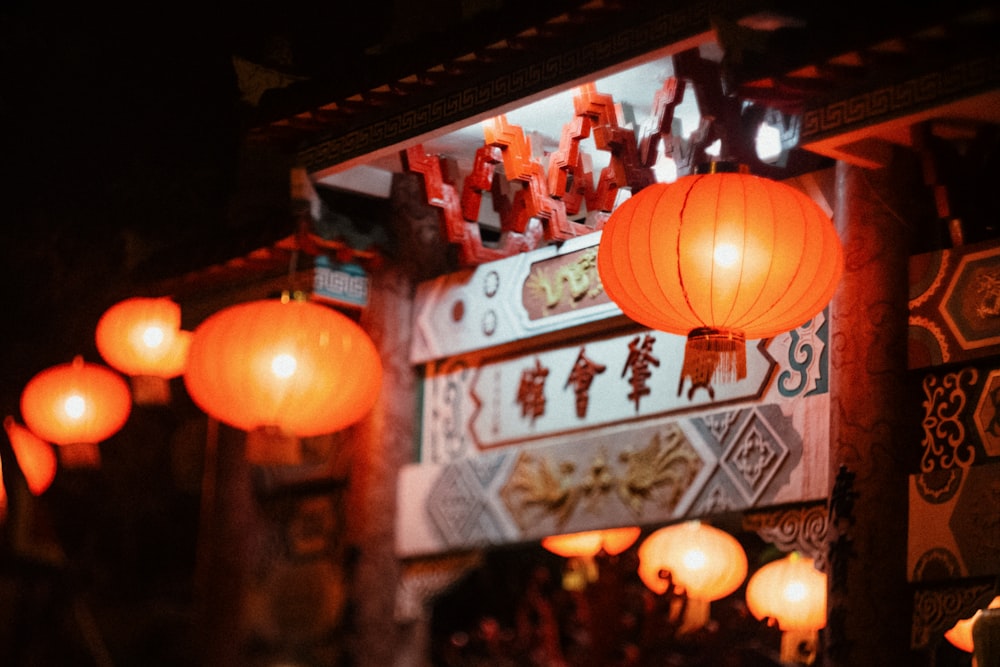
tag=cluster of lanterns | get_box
[4,292,382,497]
[544,521,828,664]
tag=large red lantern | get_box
[20,356,132,467]
[746,551,827,663]
[597,163,843,395]
[183,295,382,446]
[637,520,748,633]
[3,417,57,495]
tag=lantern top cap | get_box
[280,290,309,304]
[694,161,749,175]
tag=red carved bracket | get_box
[401,50,790,266]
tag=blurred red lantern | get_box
[945,595,1000,653]
[96,296,192,404]
[183,294,382,462]
[20,356,132,467]
[746,551,827,663]
[542,526,641,590]
[597,163,843,395]
[637,520,748,633]
[95,296,189,377]
[542,526,641,559]
[3,417,57,495]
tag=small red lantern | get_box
[598,163,843,395]
[3,417,57,495]
[542,527,641,590]
[96,296,192,404]
[746,551,827,664]
[20,356,132,467]
[945,595,1000,653]
[183,294,382,462]
[542,526,641,559]
[637,520,748,633]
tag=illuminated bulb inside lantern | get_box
[64,394,86,420]
[683,549,707,570]
[141,325,165,349]
[713,242,740,267]
[271,353,297,379]
[783,581,807,603]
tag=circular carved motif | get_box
[483,270,500,298]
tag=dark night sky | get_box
[1,9,245,419]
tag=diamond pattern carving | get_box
[720,411,788,503]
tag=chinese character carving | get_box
[565,346,606,418]
[622,334,659,411]
[516,358,550,424]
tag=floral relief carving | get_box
[500,425,703,531]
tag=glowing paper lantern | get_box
[746,551,827,663]
[597,163,843,394]
[945,596,1000,653]
[542,527,641,590]
[95,296,190,377]
[3,417,57,495]
[20,356,132,467]
[96,296,192,404]
[637,520,748,632]
[183,294,382,463]
[20,356,132,444]
[542,526,641,559]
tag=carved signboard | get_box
[410,234,622,364]
[398,234,835,557]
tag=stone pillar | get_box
[827,155,917,665]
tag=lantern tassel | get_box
[679,328,747,399]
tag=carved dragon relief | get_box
[499,423,704,533]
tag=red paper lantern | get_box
[945,596,1000,653]
[183,295,382,438]
[3,417,57,495]
[598,164,843,393]
[637,520,748,632]
[746,552,827,631]
[20,356,132,446]
[542,526,641,559]
[746,551,827,663]
[95,296,190,378]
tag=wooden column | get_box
[346,172,443,667]
[827,154,916,665]
[193,419,254,667]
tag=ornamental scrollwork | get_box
[920,368,978,475]
[743,502,829,571]
[911,582,995,649]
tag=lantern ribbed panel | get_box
[20,357,132,445]
[597,173,843,339]
[745,552,827,631]
[183,299,382,437]
[96,297,190,378]
[637,521,747,599]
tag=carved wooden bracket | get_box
[743,501,829,570]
